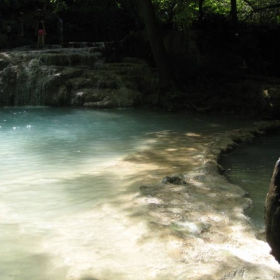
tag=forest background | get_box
[1,0,280,117]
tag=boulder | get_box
[162,175,186,185]
[265,157,280,263]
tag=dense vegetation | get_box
[1,0,280,116]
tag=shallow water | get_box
[219,130,280,228]
[0,107,260,279]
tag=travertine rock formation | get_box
[265,158,280,263]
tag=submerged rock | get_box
[162,175,187,185]
[265,158,280,263]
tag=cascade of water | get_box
[0,47,158,108]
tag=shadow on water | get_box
[124,131,207,167]
[219,129,280,227]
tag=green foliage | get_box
[49,0,68,13]
[173,1,198,29]
[150,0,280,29]
[2,0,280,27]
[151,0,194,28]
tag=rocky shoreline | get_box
[120,120,280,279]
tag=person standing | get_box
[36,20,46,48]
[57,15,63,45]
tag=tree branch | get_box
[243,0,280,13]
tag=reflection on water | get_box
[219,130,280,227]
[0,107,256,279]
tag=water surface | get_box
[0,107,256,279]
[219,130,280,227]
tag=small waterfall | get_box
[0,46,158,108]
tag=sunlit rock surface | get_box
[120,121,280,279]
[0,46,157,107]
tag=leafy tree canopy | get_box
[1,0,280,33]
[151,0,280,28]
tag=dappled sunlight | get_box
[165,148,178,152]
[119,126,280,279]
[1,108,280,279]
[185,132,201,137]
[124,131,211,178]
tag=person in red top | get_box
[36,20,46,48]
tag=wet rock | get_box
[0,48,157,107]
[255,230,266,241]
[265,157,280,263]
[0,58,10,71]
[171,220,211,235]
[139,185,159,196]
[162,175,186,185]
[84,96,114,109]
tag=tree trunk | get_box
[230,0,238,29]
[198,0,205,23]
[135,0,173,104]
